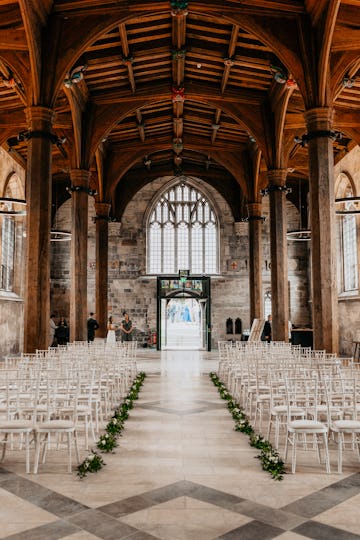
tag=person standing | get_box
[56,317,69,345]
[49,314,58,347]
[106,315,117,344]
[262,314,272,343]
[87,312,99,342]
[120,312,133,342]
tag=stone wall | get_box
[335,146,360,355]
[2,145,358,356]
[0,147,26,359]
[83,175,311,348]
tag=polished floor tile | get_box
[1,349,360,540]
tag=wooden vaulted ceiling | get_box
[0,0,360,220]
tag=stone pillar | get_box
[304,107,338,353]
[267,169,289,342]
[24,106,55,352]
[95,202,111,338]
[69,169,92,342]
[247,202,264,324]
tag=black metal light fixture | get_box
[287,184,311,241]
[0,197,26,215]
[50,230,71,242]
[335,196,360,215]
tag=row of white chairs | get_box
[217,341,360,474]
[0,341,138,473]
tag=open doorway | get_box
[161,297,205,350]
[157,276,211,350]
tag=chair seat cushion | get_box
[288,420,327,431]
[332,420,360,431]
[272,405,304,415]
[0,420,34,430]
[36,420,75,431]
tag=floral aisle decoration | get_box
[77,450,105,479]
[97,432,118,452]
[77,371,146,478]
[209,372,285,481]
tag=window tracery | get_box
[148,180,218,274]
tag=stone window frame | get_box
[0,172,25,295]
[146,176,220,275]
[335,171,359,296]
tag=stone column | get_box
[247,202,264,324]
[304,107,338,353]
[95,202,111,338]
[267,169,289,342]
[69,169,91,342]
[24,106,55,352]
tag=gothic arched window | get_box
[336,173,359,293]
[0,173,24,293]
[148,181,218,274]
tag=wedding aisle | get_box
[0,349,359,539]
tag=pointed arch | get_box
[146,177,219,275]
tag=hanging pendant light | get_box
[287,184,311,241]
[50,229,71,242]
[335,196,360,215]
[51,187,71,242]
[0,197,26,215]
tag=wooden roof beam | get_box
[136,109,146,142]
[171,8,187,49]
[172,49,186,87]
[211,109,222,144]
[173,117,183,139]
[220,25,239,94]
[119,23,136,93]
[0,58,27,106]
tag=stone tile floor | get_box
[0,349,360,539]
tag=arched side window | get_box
[335,172,359,293]
[1,216,15,291]
[147,180,218,274]
[0,173,24,293]
[264,290,271,319]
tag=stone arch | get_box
[2,172,24,200]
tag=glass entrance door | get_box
[161,297,202,350]
[157,276,211,351]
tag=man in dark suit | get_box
[87,312,99,342]
[262,314,272,342]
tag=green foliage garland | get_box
[77,450,105,479]
[209,372,285,481]
[77,371,146,478]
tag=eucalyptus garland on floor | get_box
[77,371,146,478]
[209,372,285,481]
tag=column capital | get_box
[267,169,288,188]
[247,202,262,217]
[25,106,55,127]
[68,170,96,196]
[304,107,333,132]
[69,169,92,189]
[94,202,111,220]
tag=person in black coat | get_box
[87,312,99,342]
[56,317,69,345]
[262,314,272,343]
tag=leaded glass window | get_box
[1,216,15,291]
[148,181,218,274]
[342,201,358,292]
[336,175,359,294]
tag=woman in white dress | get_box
[106,316,117,344]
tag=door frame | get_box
[156,276,211,351]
